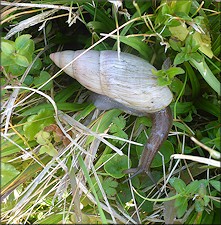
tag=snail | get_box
[50,50,173,179]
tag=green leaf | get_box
[170,78,185,96]
[111,116,126,130]
[54,83,81,102]
[169,24,189,41]
[15,54,30,67]
[15,34,34,54]
[1,40,15,55]
[193,31,213,58]
[39,143,58,157]
[78,155,107,224]
[151,140,174,168]
[103,177,118,198]
[195,198,205,212]
[104,154,131,179]
[169,37,182,52]
[195,98,220,118]
[167,67,185,79]
[109,116,128,144]
[87,21,110,33]
[173,121,193,135]
[210,180,221,192]
[7,64,26,76]
[171,102,193,115]
[23,109,55,140]
[1,163,20,188]
[189,58,221,96]
[186,180,201,195]
[169,177,186,193]
[175,196,188,218]
[110,35,152,60]
[174,52,186,65]
[38,214,63,224]
[29,57,42,74]
[24,75,34,86]
[198,183,207,197]
[35,130,51,145]
[184,61,200,98]
[1,52,15,66]
[86,109,122,145]
[33,71,53,90]
[92,176,118,200]
[190,52,203,62]
[20,102,88,116]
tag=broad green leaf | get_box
[173,121,193,135]
[170,78,185,96]
[35,130,51,145]
[1,41,15,55]
[87,21,110,33]
[15,54,30,67]
[193,31,213,58]
[186,180,201,195]
[109,116,128,144]
[1,52,15,66]
[169,24,189,41]
[23,109,55,141]
[15,34,34,54]
[102,177,118,198]
[39,143,58,157]
[174,0,191,15]
[169,37,182,52]
[198,183,207,197]
[166,67,185,78]
[29,57,42,74]
[104,154,131,179]
[171,102,193,115]
[210,180,221,192]
[24,75,34,86]
[92,176,118,200]
[7,64,26,76]
[195,98,220,118]
[174,52,186,65]
[175,196,188,218]
[195,198,205,212]
[33,71,53,90]
[1,163,20,188]
[1,157,51,201]
[169,177,186,193]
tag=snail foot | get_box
[122,167,144,183]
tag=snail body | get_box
[50,50,173,178]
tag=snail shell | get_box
[50,50,173,114]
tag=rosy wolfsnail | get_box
[50,50,173,178]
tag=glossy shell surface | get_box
[50,50,173,113]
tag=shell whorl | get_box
[50,50,173,113]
